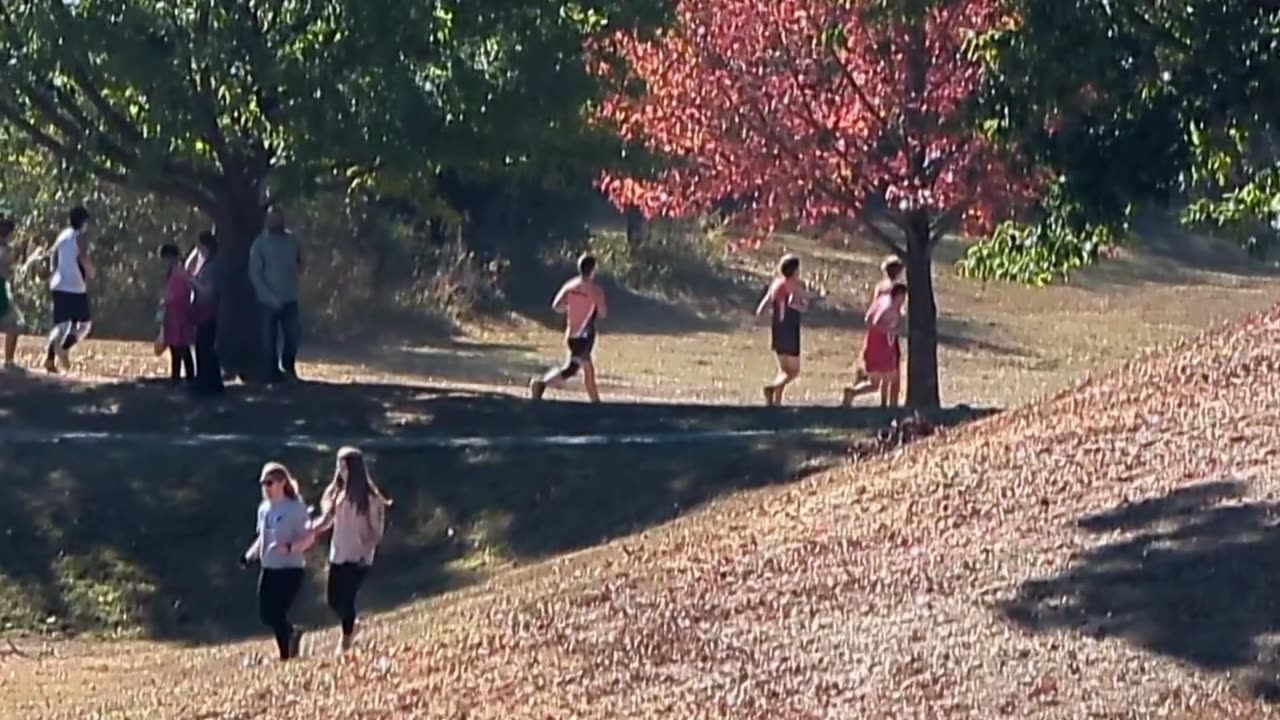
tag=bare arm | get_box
[594,286,609,320]
[243,536,262,562]
[76,237,95,281]
[369,501,387,546]
[755,283,776,316]
[551,285,569,313]
[290,530,318,553]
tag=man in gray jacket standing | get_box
[249,206,303,382]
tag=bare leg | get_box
[2,321,16,366]
[766,355,800,406]
[531,353,580,399]
[582,360,600,403]
[46,322,71,372]
[843,368,879,406]
[843,381,878,406]
[886,374,901,408]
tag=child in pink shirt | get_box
[159,244,195,386]
[530,254,609,402]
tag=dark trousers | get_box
[193,317,224,394]
[168,346,194,384]
[326,563,369,637]
[260,301,300,379]
[257,568,304,659]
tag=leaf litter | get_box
[12,307,1280,718]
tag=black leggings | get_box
[169,345,194,383]
[193,318,224,394]
[326,563,369,637]
[258,568,304,659]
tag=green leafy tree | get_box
[0,0,667,376]
[982,0,1280,268]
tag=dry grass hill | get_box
[9,306,1280,717]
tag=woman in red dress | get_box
[844,283,907,407]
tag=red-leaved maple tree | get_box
[594,0,1040,408]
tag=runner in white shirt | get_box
[45,206,95,373]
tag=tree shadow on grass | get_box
[0,374,994,440]
[1002,480,1280,700]
[0,373,992,644]
[310,337,548,388]
[0,434,846,644]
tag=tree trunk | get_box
[211,188,266,382]
[905,215,941,409]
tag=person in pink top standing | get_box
[530,254,609,402]
[756,254,808,406]
[159,243,195,386]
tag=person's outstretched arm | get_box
[242,536,261,564]
[551,284,570,313]
[755,282,776,316]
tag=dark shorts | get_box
[771,321,801,358]
[567,334,596,361]
[51,291,91,324]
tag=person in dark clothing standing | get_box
[187,231,224,396]
[249,207,303,383]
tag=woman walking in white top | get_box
[242,461,312,660]
[308,446,390,653]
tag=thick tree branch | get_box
[858,213,908,257]
[929,201,973,242]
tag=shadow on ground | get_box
[311,337,547,388]
[0,374,993,439]
[1003,480,1280,700]
[0,373,991,644]
[0,431,839,644]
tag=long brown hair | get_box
[323,446,391,518]
[260,461,301,500]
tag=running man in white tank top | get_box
[44,206,95,373]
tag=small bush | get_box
[580,217,728,295]
[401,240,508,322]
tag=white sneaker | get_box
[338,633,354,655]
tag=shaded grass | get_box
[0,435,854,641]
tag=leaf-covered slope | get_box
[82,307,1280,718]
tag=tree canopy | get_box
[985,0,1280,260]
[0,0,667,375]
[594,0,1035,407]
